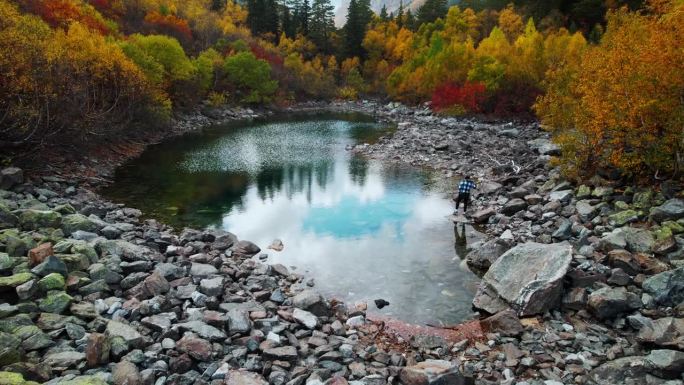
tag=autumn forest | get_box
[1,0,683,179]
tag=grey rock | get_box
[227,309,251,334]
[292,290,329,316]
[466,239,511,272]
[642,267,684,307]
[587,286,642,319]
[106,320,144,348]
[263,346,298,361]
[501,199,527,215]
[177,320,226,341]
[645,349,684,378]
[650,199,684,223]
[293,308,318,329]
[44,351,85,369]
[473,242,572,316]
[190,263,218,277]
[113,361,142,385]
[200,277,224,297]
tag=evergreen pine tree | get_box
[405,8,416,30]
[281,4,296,37]
[309,0,335,52]
[396,0,405,28]
[380,4,388,20]
[266,0,280,37]
[298,0,311,35]
[343,0,373,58]
[416,0,447,25]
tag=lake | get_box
[104,113,482,325]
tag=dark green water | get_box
[104,113,482,324]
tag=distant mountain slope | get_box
[334,0,426,27]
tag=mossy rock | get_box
[592,186,614,198]
[608,210,640,226]
[632,190,653,209]
[0,204,18,229]
[56,254,90,272]
[0,371,28,385]
[38,273,65,291]
[0,253,14,272]
[662,220,684,234]
[18,210,61,231]
[61,214,98,236]
[654,226,674,241]
[0,332,22,366]
[0,273,33,290]
[614,201,630,210]
[53,204,77,215]
[576,185,592,199]
[71,242,98,264]
[38,291,73,314]
[3,235,28,258]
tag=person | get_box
[455,175,477,215]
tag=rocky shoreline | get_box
[0,101,682,385]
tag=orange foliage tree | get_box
[535,1,684,179]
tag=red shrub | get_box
[144,11,193,42]
[21,0,110,34]
[250,43,284,70]
[431,81,486,113]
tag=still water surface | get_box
[105,113,482,324]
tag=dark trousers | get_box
[456,192,470,212]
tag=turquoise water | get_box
[105,113,482,324]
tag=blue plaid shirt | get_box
[458,180,477,194]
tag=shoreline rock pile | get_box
[0,101,683,385]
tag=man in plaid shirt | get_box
[455,175,477,215]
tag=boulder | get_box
[642,267,684,307]
[637,317,684,349]
[501,199,527,215]
[471,207,496,224]
[589,356,652,385]
[231,240,261,256]
[479,309,523,337]
[645,349,684,379]
[112,361,142,385]
[61,214,100,235]
[292,290,329,316]
[18,210,61,230]
[465,239,511,272]
[293,308,319,329]
[106,320,144,348]
[472,243,573,316]
[600,228,654,253]
[608,210,640,226]
[587,287,641,319]
[399,360,465,385]
[0,167,23,189]
[549,190,573,203]
[0,273,33,291]
[650,199,684,223]
[0,204,18,229]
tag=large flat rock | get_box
[473,242,573,316]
